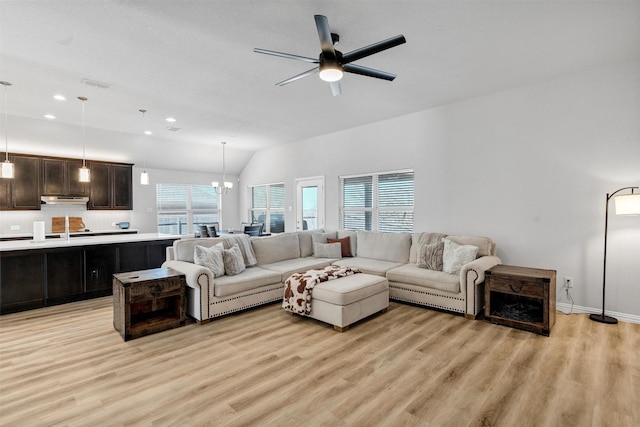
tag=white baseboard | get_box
[556,302,640,325]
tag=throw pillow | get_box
[327,236,353,257]
[313,242,343,259]
[417,242,444,271]
[442,238,478,274]
[194,243,225,277]
[223,244,246,276]
[311,231,337,245]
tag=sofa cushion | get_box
[314,242,342,259]
[332,257,405,277]
[311,231,337,247]
[446,235,493,257]
[442,239,478,274]
[337,230,357,257]
[386,264,460,294]
[327,236,353,257]
[356,231,411,263]
[297,230,317,258]
[213,266,281,297]
[223,244,246,276]
[417,242,444,271]
[194,243,225,277]
[313,273,389,306]
[261,257,335,282]
[409,232,448,263]
[252,233,301,265]
[174,237,226,263]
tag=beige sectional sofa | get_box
[162,230,501,323]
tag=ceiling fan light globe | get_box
[319,64,343,82]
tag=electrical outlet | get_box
[10,225,20,231]
[564,277,573,288]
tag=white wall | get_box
[240,60,640,319]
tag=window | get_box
[156,184,220,235]
[250,183,285,233]
[340,170,414,232]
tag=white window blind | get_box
[340,170,414,232]
[250,183,285,233]
[156,183,220,235]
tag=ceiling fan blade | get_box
[276,67,319,86]
[314,15,336,59]
[254,48,319,63]
[343,64,397,81]
[330,81,342,96]
[341,35,406,64]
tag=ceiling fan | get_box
[254,15,406,96]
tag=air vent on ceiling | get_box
[165,126,182,132]
[81,78,111,89]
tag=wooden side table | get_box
[485,265,556,336]
[113,267,186,341]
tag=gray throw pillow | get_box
[194,243,225,277]
[417,242,444,271]
[313,242,342,259]
[442,238,478,274]
[223,244,246,276]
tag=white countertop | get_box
[0,233,181,252]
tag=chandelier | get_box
[212,141,233,194]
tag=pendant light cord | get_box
[2,82,9,162]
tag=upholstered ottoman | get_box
[297,273,389,332]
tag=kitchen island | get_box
[0,233,181,314]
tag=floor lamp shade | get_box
[614,194,640,215]
[590,186,640,325]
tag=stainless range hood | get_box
[41,196,89,205]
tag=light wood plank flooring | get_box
[1,298,638,426]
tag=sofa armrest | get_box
[165,246,175,262]
[162,260,213,321]
[460,255,502,287]
[460,255,502,318]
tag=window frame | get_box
[249,182,285,233]
[156,183,221,236]
[339,169,414,233]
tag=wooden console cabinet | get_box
[485,265,556,336]
[113,268,186,341]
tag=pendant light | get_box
[0,81,14,179]
[78,96,90,182]
[139,109,149,185]
[212,141,233,194]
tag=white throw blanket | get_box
[222,234,257,266]
[282,265,361,315]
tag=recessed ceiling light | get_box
[44,114,56,119]
[165,117,176,123]
[53,94,66,101]
[144,130,153,135]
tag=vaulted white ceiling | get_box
[1,1,639,174]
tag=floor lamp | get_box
[589,186,640,324]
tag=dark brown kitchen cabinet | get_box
[0,154,41,210]
[0,252,45,313]
[89,162,132,210]
[1,238,179,314]
[46,248,85,303]
[85,246,117,293]
[42,158,89,196]
[1,152,131,211]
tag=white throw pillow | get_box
[194,243,225,277]
[442,238,478,274]
[313,242,342,259]
[223,244,246,276]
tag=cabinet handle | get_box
[509,283,523,293]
